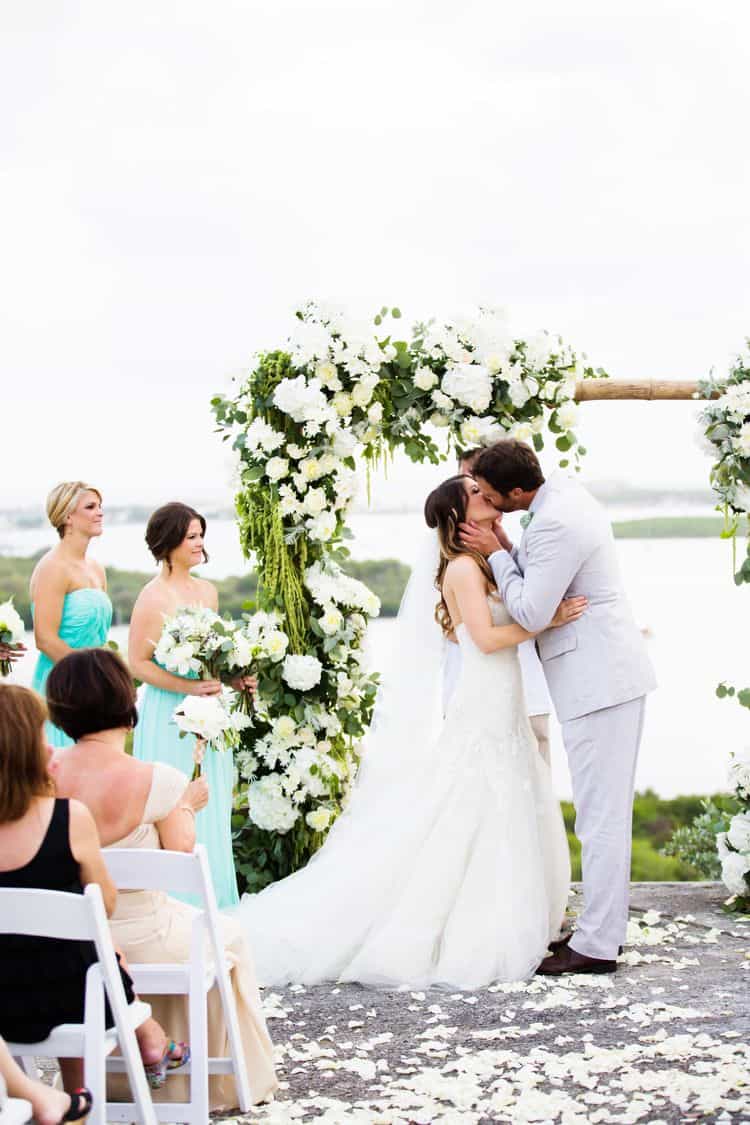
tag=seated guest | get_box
[0,1034,91,1125]
[48,648,278,1110]
[0,684,186,1100]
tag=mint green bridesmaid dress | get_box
[133,669,240,909]
[31,588,113,748]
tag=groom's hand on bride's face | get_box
[459,521,503,557]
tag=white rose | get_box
[166,642,201,677]
[278,491,301,518]
[227,631,254,669]
[414,366,438,391]
[556,401,579,430]
[300,457,323,481]
[367,402,383,424]
[0,599,24,644]
[318,452,339,475]
[485,353,504,376]
[460,418,483,446]
[727,811,750,854]
[351,381,374,408]
[306,808,332,832]
[315,361,341,390]
[332,427,358,458]
[510,421,533,444]
[429,411,450,428]
[336,672,353,695]
[286,443,305,460]
[308,510,337,541]
[722,850,750,897]
[332,391,353,417]
[319,605,343,636]
[266,456,289,481]
[431,389,454,411]
[173,695,229,742]
[304,487,327,515]
[282,653,323,691]
[264,629,289,661]
[273,715,297,741]
[530,413,545,434]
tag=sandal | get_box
[58,1088,93,1123]
[144,1040,191,1089]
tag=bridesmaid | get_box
[30,482,111,747]
[129,503,240,909]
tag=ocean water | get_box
[5,519,748,800]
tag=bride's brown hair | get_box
[424,475,494,637]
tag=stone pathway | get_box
[222,884,750,1124]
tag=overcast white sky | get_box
[2,0,750,509]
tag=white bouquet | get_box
[154,606,238,680]
[0,598,25,677]
[173,687,252,779]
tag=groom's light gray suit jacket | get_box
[489,472,656,723]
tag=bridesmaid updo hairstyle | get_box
[0,685,52,823]
[46,481,102,539]
[46,649,138,741]
[145,502,208,572]
[424,475,494,637]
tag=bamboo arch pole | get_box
[574,379,717,402]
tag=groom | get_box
[461,440,656,976]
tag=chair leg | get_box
[83,969,107,1125]
[188,925,210,1125]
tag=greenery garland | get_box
[212,303,604,891]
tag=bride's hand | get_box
[550,596,588,628]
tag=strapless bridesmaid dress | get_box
[31,588,113,748]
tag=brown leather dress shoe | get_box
[548,932,624,956]
[536,944,617,975]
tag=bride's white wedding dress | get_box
[235,595,570,989]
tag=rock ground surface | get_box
[222,884,750,1124]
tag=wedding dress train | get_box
[235,596,570,988]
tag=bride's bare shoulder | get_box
[444,555,484,586]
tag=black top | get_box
[0,798,134,1042]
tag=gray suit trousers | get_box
[564,696,646,961]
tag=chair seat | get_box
[0,1098,32,1125]
[7,1000,152,1060]
[127,963,217,995]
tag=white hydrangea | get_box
[245,417,285,455]
[727,810,750,854]
[733,420,750,456]
[282,653,323,691]
[288,318,334,367]
[273,374,331,426]
[247,775,299,833]
[441,363,492,413]
[722,850,750,896]
[728,746,750,799]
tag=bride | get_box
[235,474,584,988]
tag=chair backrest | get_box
[103,847,208,898]
[0,886,98,941]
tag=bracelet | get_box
[179,804,196,819]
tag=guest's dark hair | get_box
[473,440,545,494]
[457,447,483,472]
[424,475,494,636]
[0,685,52,823]
[46,649,138,741]
[145,502,208,571]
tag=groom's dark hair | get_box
[473,440,544,494]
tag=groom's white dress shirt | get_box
[488,471,656,962]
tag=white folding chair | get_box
[103,846,251,1125]
[0,1099,31,1125]
[0,884,156,1125]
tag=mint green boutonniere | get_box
[520,511,535,530]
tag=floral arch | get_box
[212,303,750,901]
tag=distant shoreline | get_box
[1,515,744,626]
